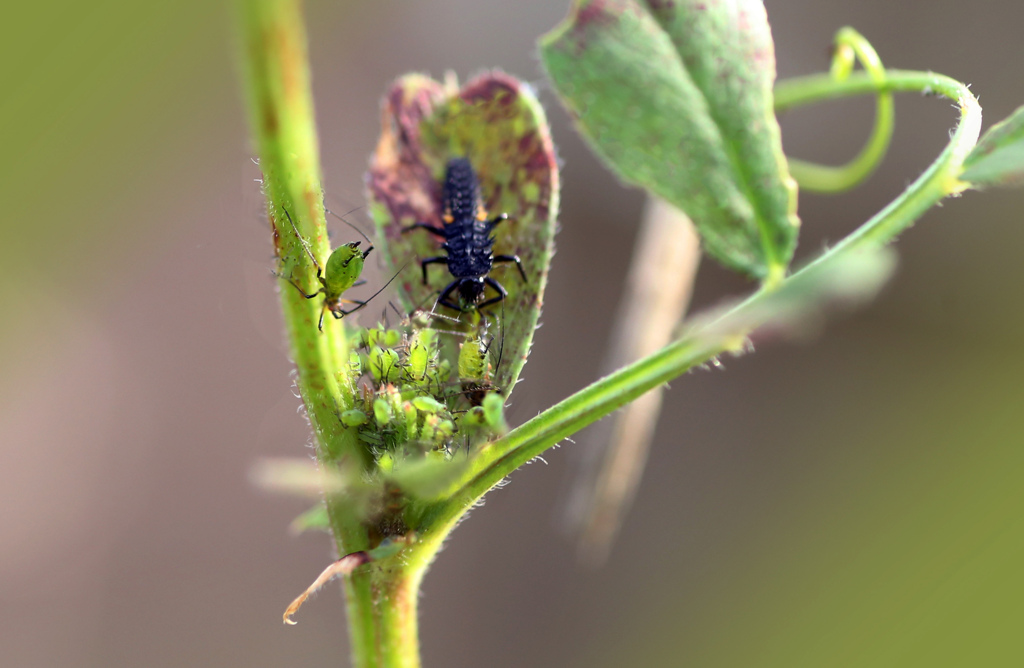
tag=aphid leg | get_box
[419,256,448,285]
[280,276,325,300]
[281,209,326,280]
[353,279,367,287]
[476,277,508,310]
[403,222,447,238]
[492,254,528,283]
[331,299,368,319]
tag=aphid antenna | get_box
[425,304,463,326]
[323,203,374,247]
[411,307,475,340]
[405,296,466,331]
[347,262,410,321]
[432,326,467,339]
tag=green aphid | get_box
[458,401,501,442]
[419,414,439,444]
[396,384,422,403]
[361,326,386,348]
[425,359,452,396]
[406,327,456,396]
[406,328,438,382]
[461,406,488,430]
[481,393,508,434]
[351,327,372,348]
[377,451,395,472]
[383,329,403,349]
[434,418,455,443]
[458,334,491,384]
[341,409,368,427]
[347,350,363,377]
[378,385,407,436]
[457,333,500,406]
[411,395,446,414]
[411,359,451,398]
[360,326,403,350]
[278,209,373,332]
[369,347,401,385]
[373,398,393,426]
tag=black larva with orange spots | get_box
[404,158,527,312]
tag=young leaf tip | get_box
[961,104,1024,188]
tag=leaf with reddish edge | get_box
[539,0,799,283]
[365,71,560,400]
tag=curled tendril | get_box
[786,27,895,193]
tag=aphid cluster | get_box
[342,316,507,466]
[335,157,524,466]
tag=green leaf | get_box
[539,0,799,282]
[961,104,1024,188]
[689,246,897,344]
[249,457,376,521]
[385,455,471,502]
[290,503,330,534]
[365,71,559,399]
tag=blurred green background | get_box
[1,1,1022,666]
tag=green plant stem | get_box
[415,67,980,552]
[239,0,358,465]
[345,567,421,668]
[240,1,421,666]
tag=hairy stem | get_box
[240,1,419,665]
[239,0,361,466]
[345,567,421,668]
